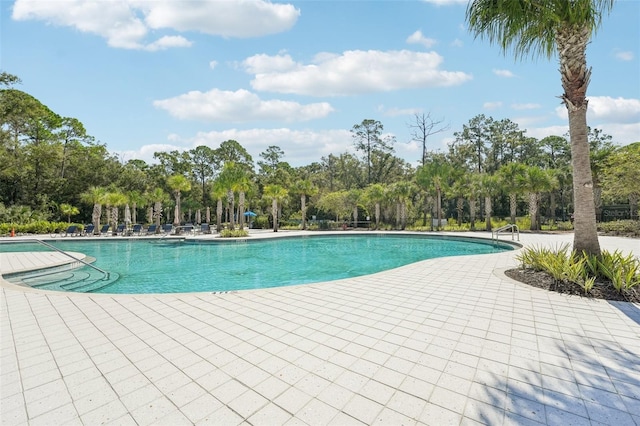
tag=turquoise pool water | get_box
[2,234,513,294]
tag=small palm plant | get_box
[59,203,79,224]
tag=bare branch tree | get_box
[408,113,450,166]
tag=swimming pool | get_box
[2,234,514,294]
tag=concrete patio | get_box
[1,231,639,425]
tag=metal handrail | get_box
[492,224,520,241]
[22,239,110,280]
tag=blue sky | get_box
[2,0,639,167]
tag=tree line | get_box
[1,72,638,235]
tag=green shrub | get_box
[517,246,640,294]
[598,250,640,292]
[538,245,571,284]
[219,229,249,238]
[516,245,557,271]
[598,220,640,236]
[556,221,573,231]
[252,216,269,229]
[318,220,337,230]
[0,220,81,236]
[516,216,531,230]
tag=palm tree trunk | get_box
[457,197,463,226]
[272,199,278,232]
[238,192,245,230]
[509,193,517,224]
[485,195,492,231]
[567,102,600,253]
[375,202,380,230]
[111,206,118,234]
[132,202,137,224]
[92,203,101,235]
[630,194,639,220]
[558,25,600,256]
[301,195,307,230]
[529,192,538,231]
[469,198,477,231]
[154,202,161,232]
[216,199,223,232]
[436,188,442,230]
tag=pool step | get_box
[5,266,118,293]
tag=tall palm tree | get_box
[389,181,414,230]
[447,173,468,227]
[466,0,613,254]
[211,180,226,232]
[233,175,252,230]
[127,190,145,225]
[80,186,107,235]
[105,191,127,233]
[218,162,243,230]
[480,174,501,231]
[166,174,191,227]
[497,162,527,224]
[363,183,386,230]
[467,173,483,231]
[264,184,288,232]
[346,189,362,228]
[148,188,169,233]
[416,157,451,231]
[518,166,554,231]
[59,203,79,224]
[291,179,318,230]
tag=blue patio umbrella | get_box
[244,211,257,217]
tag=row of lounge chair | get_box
[55,223,212,237]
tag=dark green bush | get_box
[252,216,269,229]
[318,220,337,230]
[598,220,640,236]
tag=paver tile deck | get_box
[1,231,639,425]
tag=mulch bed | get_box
[504,268,640,304]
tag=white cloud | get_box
[588,96,640,123]
[144,35,192,51]
[209,61,218,70]
[614,50,634,61]
[525,125,569,141]
[450,38,464,48]
[115,143,185,164]
[525,122,640,146]
[493,69,515,78]
[554,96,640,123]
[118,128,354,166]
[406,30,437,48]
[140,0,299,37]
[242,53,299,74]
[592,122,640,145]
[12,0,300,50]
[483,101,502,109]
[153,89,334,122]
[246,50,472,96]
[524,97,639,145]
